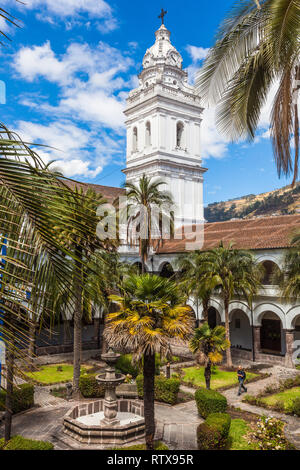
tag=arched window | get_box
[260,260,282,285]
[176,122,184,148]
[133,127,138,152]
[145,122,151,147]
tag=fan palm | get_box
[282,232,300,300]
[190,323,230,389]
[51,186,117,396]
[0,4,105,439]
[84,251,135,354]
[177,251,215,322]
[198,243,262,367]
[196,0,300,185]
[0,124,110,439]
[124,175,173,273]
[105,274,193,450]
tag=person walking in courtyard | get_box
[237,365,247,396]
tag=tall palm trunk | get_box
[28,321,36,370]
[224,297,232,367]
[143,352,155,450]
[4,318,14,443]
[292,65,300,186]
[204,358,212,390]
[202,297,209,322]
[72,246,83,397]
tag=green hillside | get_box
[204,183,300,223]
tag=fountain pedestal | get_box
[96,350,125,427]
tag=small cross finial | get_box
[158,8,167,25]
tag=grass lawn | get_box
[182,366,258,390]
[228,419,258,450]
[261,387,300,412]
[24,363,93,385]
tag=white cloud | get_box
[201,107,231,160]
[186,45,209,62]
[14,120,124,178]
[4,0,112,18]
[3,0,117,31]
[13,41,134,128]
[0,16,13,34]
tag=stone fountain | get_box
[96,350,126,427]
[63,350,145,446]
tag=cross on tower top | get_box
[158,8,167,25]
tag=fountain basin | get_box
[64,399,145,445]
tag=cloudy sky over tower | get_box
[0,0,292,204]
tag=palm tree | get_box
[282,231,300,300]
[104,274,193,450]
[190,323,230,389]
[52,186,117,397]
[84,251,135,354]
[124,175,173,273]
[0,6,104,439]
[177,251,214,322]
[0,125,105,440]
[291,229,300,247]
[196,0,300,185]
[199,243,262,367]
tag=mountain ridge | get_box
[204,182,300,223]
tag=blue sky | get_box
[0,0,292,205]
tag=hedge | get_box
[136,375,180,405]
[197,413,231,450]
[0,435,54,450]
[0,383,34,414]
[195,387,227,419]
[79,374,105,398]
[291,397,300,417]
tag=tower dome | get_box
[142,24,183,70]
[138,23,188,91]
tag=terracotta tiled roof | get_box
[62,179,125,203]
[158,215,300,253]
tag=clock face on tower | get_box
[167,51,181,67]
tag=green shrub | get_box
[197,412,231,450]
[0,383,34,414]
[206,413,231,440]
[197,422,222,450]
[195,387,227,418]
[136,375,180,405]
[291,397,300,417]
[116,355,140,378]
[0,435,54,450]
[79,374,105,398]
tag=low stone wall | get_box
[36,341,98,357]
[231,348,286,366]
[64,399,145,445]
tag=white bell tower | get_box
[123,19,206,228]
